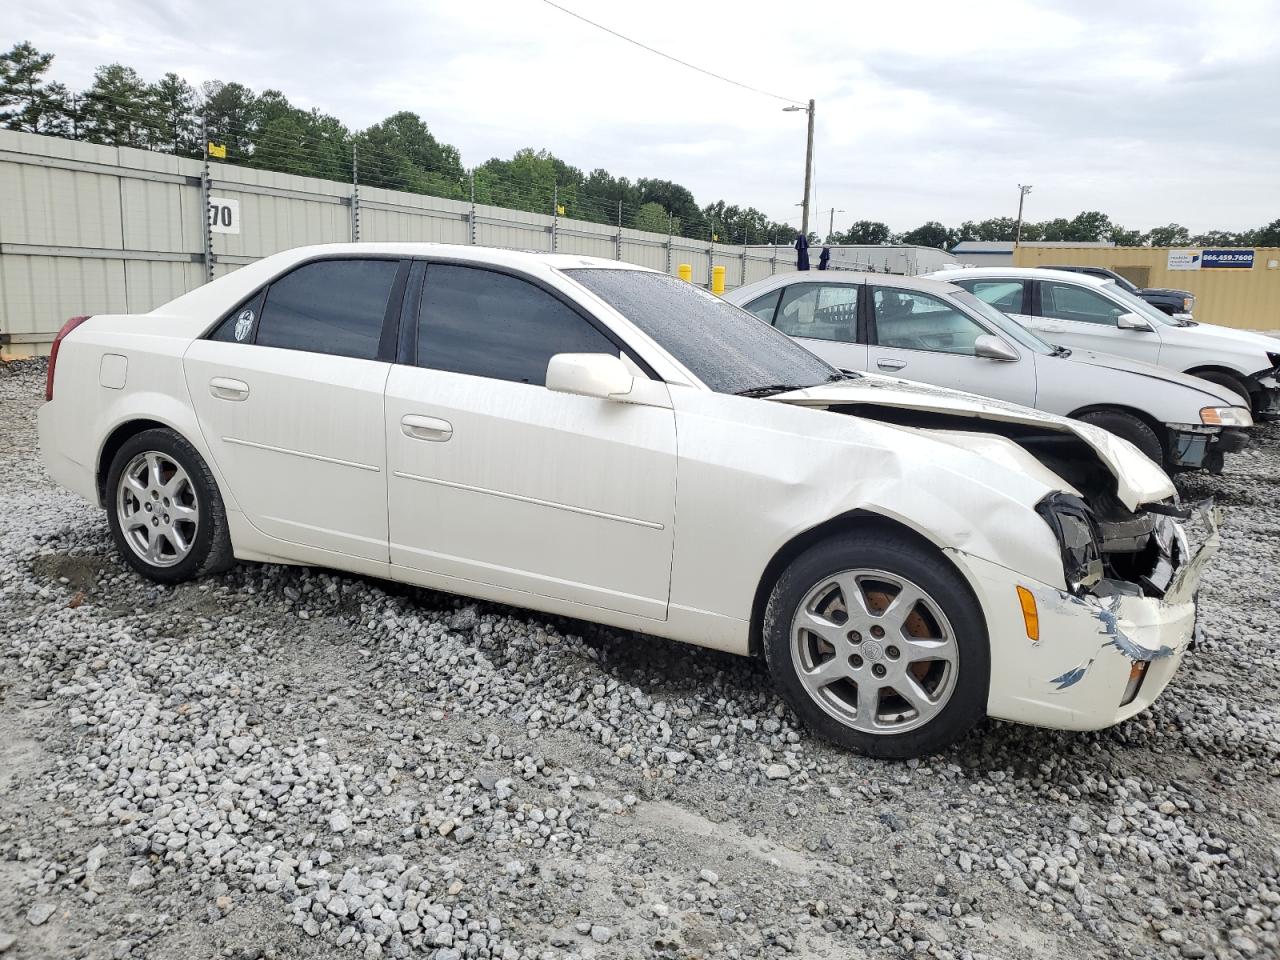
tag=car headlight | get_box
[1200,406,1253,427]
[1035,493,1103,591]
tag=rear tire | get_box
[105,428,234,584]
[762,531,989,759]
[1192,370,1252,409]
[1076,410,1164,465]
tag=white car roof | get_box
[154,243,651,320]
[730,270,964,302]
[929,266,1112,287]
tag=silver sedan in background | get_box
[726,272,1252,472]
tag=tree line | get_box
[831,212,1280,250]
[0,41,794,243]
[2,41,1274,249]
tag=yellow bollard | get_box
[677,263,693,282]
[711,264,726,295]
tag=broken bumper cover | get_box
[948,502,1221,731]
[1166,425,1248,471]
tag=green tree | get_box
[202,81,258,159]
[149,72,199,155]
[1067,210,1113,242]
[899,221,955,249]
[0,41,69,134]
[832,220,892,245]
[1252,219,1280,246]
[81,64,155,147]
[1108,225,1146,246]
[634,201,672,234]
[357,111,463,197]
[1147,223,1191,247]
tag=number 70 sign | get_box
[207,197,241,235]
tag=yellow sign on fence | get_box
[207,142,227,159]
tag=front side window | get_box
[956,279,1026,314]
[416,265,619,386]
[229,259,399,359]
[872,287,988,356]
[1039,280,1126,326]
[774,283,860,343]
[565,268,836,395]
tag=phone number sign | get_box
[1167,249,1254,270]
[1201,249,1254,269]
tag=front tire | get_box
[762,531,989,759]
[105,428,234,584]
[1076,410,1164,466]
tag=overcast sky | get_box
[7,0,1279,233]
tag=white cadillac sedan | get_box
[725,272,1252,473]
[929,267,1280,421]
[39,244,1217,759]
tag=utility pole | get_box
[783,99,816,238]
[827,207,845,241]
[1015,184,1033,245]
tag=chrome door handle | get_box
[209,377,249,401]
[401,414,453,442]
[876,359,907,371]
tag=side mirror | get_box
[974,334,1019,362]
[546,353,635,401]
[1116,312,1154,332]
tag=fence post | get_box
[351,143,360,242]
[615,200,623,260]
[771,248,777,275]
[740,239,748,288]
[468,173,477,245]
[199,114,214,283]
[551,183,559,253]
[666,213,673,274]
[707,243,714,287]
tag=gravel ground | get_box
[1,358,1278,960]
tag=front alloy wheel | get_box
[791,569,959,735]
[763,530,989,759]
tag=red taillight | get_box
[45,316,91,402]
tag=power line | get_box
[537,0,804,106]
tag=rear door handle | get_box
[401,414,453,442]
[209,377,249,401]
[876,358,907,371]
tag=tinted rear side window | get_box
[417,264,619,385]
[254,259,399,359]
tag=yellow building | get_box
[1013,246,1280,332]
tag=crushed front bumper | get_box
[1167,425,1249,472]
[950,501,1221,731]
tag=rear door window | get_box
[955,279,1026,314]
[211,259,401,359]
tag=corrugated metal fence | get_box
[0,130,796,356]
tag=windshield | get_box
[1103,282,1177,325]
[952,290,1055,355]
[564,268,838,394]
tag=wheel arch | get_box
[95,409,235,514]
[746,510,985,658]
[1065,404,1169,456]
[1183,364,1257,392]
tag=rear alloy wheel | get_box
[105,428,234,583]
[763,533,988,758]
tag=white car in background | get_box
[39,243,1216,759]
[725,272,1252,472]
[928,267,1280,420]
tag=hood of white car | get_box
[1062,349,1243,406]
[770,374,1176,511]
[1168,320,1280,365]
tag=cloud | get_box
[6,0,1278,232]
